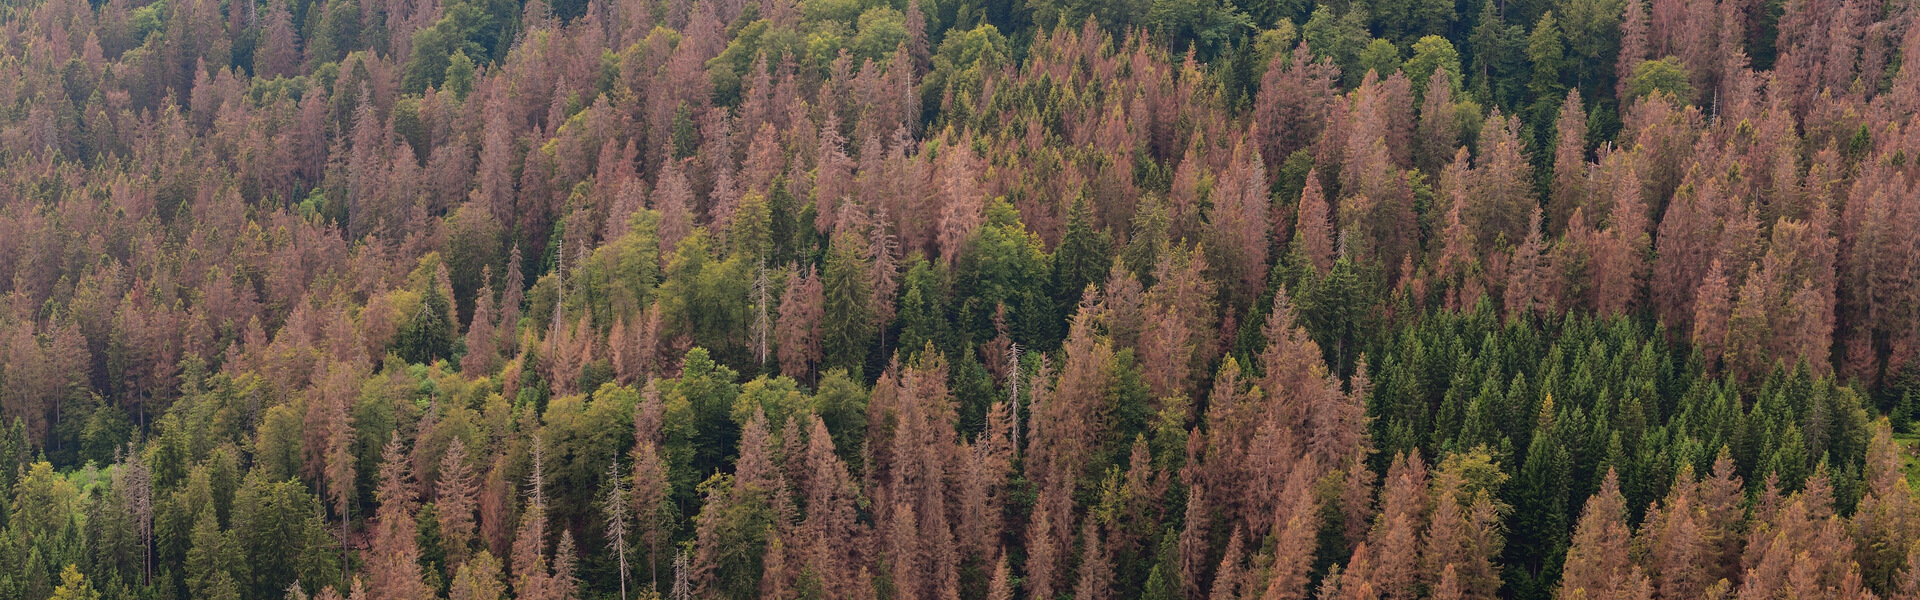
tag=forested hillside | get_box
[1,0,1919,598]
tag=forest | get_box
[0,0,1918,597]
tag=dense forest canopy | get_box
[1,0,1920,598]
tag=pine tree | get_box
[1559,469,1647,599]
[1295,171,1337,276]
[1504,208,1552,319]
[988,552,1015,600]
[776,266,824,380]
[1370,454,1427,600]
[1053,197,1114,322]
[1264,480,1322,600]
[821,232,875,377]
[937,138,984,263]
[462,273,499,375]
[1416,68,1461,175]
[449,552,505,600]
[1257,42,1342,172]
[631,440,672,590]
[1617,0,1650,100]
[369,433,434,600]
[1209,529,1245,600]
[603,460,633,600]
[1690,260,1731,369]
[1208,139,1273,308]
[438,437,480,570]
[1469,111,1535,252]
[1075,519,1115,600]
[1637,468,1711,600]
[1548,91,1589,232]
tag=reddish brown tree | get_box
[1559,470,1647,600]
[1550,91,1590,232]
[462,279,498,376]
[1416,68,1460,175]
[256,0,300,79]
[438,437,481,569]
[1636,468,1712,600]
[1263,480,1322,600]
[1504,208,1552,319]
[775,265,824,380]
[653,161,696,255]
[369,433,435,600]
[1177,483,1212,600]
[1255,42,1341,173]
[1690,260,1732,369]
[1075,519,1114,600]
[1295,170,1337,276]
[1208,139,1272,307]
[1468,111,1535,252]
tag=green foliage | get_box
[1405,35,1463,97]
[821,232,875,377]
[402,3,489,94]
[1303,5,1370,84]
[1050,197,1113,321]
[924,24,1011,126]
[1625,56,1692,102]
[398,284,458,366]
[1525,12,1568,130]
[1358,37,1402,77]
[1148,0,1255,60]
[657,232,754,365]
[668,348,744,484]
[955,198,1053,347]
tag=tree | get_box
[1052,197,1114,322]
[462,275,499,375]
[1295,169,1337,275]
[398,278,457,365]
[1613,0,1649,100]
[1559,470,1647,599]
[369,433,434,600]
[1416,68,1461,174]
[1468,111,1534,252]
[821,232,875,377]
[1549,91,1589,231]
[1504,208,1552,319]
[1257,42,1342,171]
[632,439,673,590]
[937,139,984,263]
[603,460,633,600]
[1406,36,1463,99]
[1625,57,1692,101]
[1691,260,1731,369]
[50,565,99,600]
[449,552,505,600]
[186,506,243,600]
[776,266,824,380]
[1525,12,1568,132]
[256,0,302,79]
[437,437,480,570]
[1075,519,1115,600]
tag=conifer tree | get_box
[775,266,824,380]
[369,433,434,600]
[1559,470,1646,599]
[1295,171,1337,276]
[821,232,875,377]
[438,437,479,569]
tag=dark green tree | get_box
[821,232,875,377]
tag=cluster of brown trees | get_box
[3,0,1920,598]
